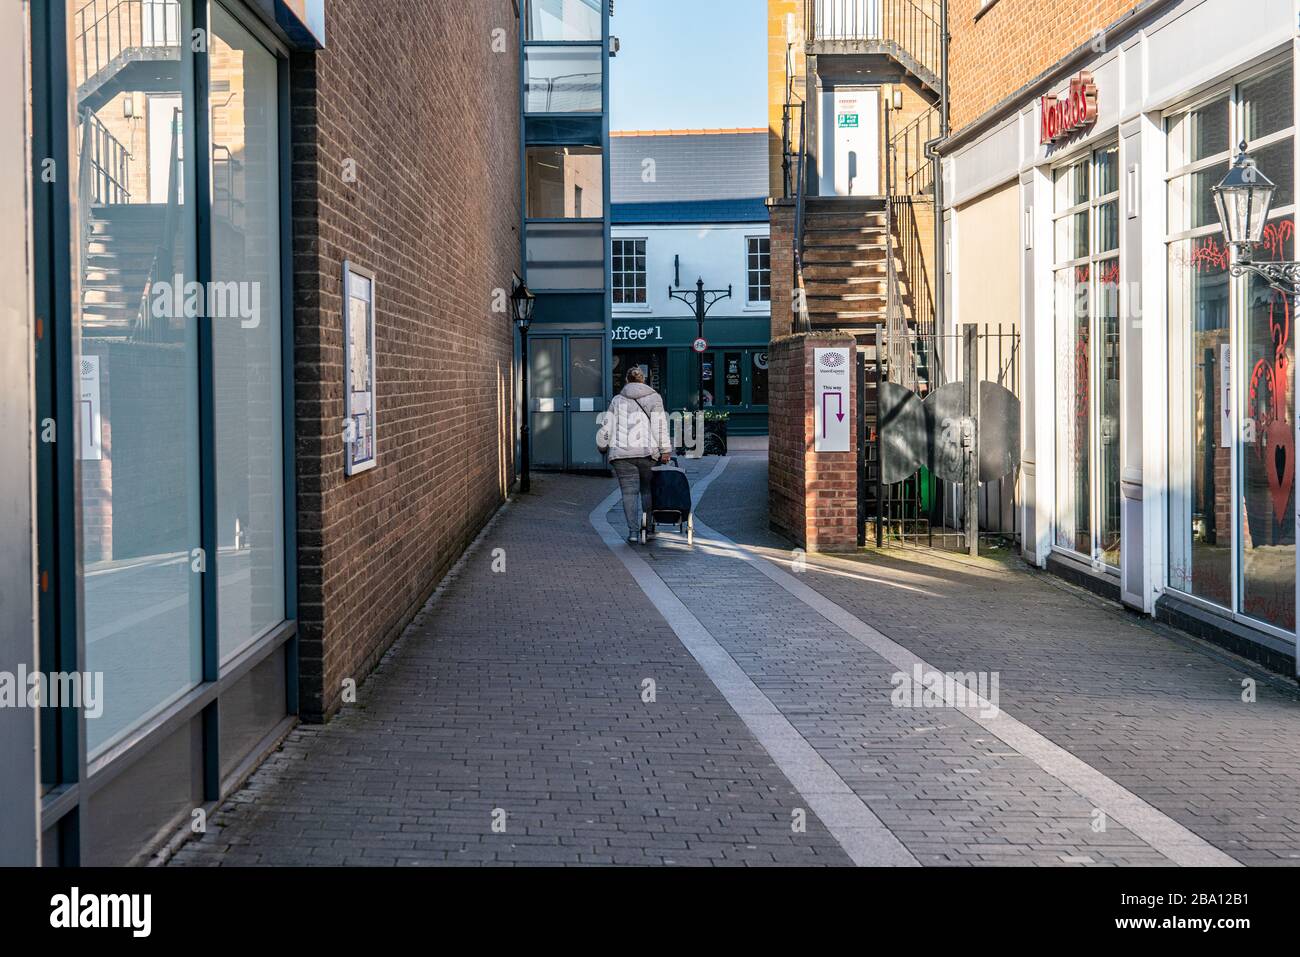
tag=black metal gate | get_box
[858,322,1021,555]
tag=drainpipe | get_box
[924,0,950,340]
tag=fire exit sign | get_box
[837,114,859,128]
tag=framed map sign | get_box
[343,261,377,476]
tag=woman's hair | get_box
[626,367,646,385]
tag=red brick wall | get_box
[292,1,521,721]
[769,333,859,551]
[948,0,1153,134]
[768,335,806,543]
[769,200,797,341]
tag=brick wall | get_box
[768,199,797,340]
[767,0,804,199]
[292,0,521,721]
[948,0,1152,134]
[769,332,859,551]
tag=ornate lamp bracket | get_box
[1229,259,1300,293]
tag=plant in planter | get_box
[702,410,729,457]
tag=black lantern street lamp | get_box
[1213,140,1298,289]
[511,279,536,493]
[669,278,733,412]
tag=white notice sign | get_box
[79,355,103,461]
[814,348,851,453]
[1220,343,1232,448]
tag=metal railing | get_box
[81,109,132,206]
[887,104,938,198]
[783,100,813,334]
[808,0,942,84]
[892,196,934,339]
[212,145,244,226]
[880,100,940,391]
[881,105,914,390]
[77,111,98,293]
[73,0,180,96]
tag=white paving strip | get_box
[680,480,1240,868]
[589,458,918,867]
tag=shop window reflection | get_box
[1241,217,1296,631]
[70,0,203,754]
[210,4,286,662]
[1168,234,1232,609]
[1166,59,1295,628]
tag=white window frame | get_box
[612,237,647,307]
[1050,139,1121,569]
[746,234,771,306]
[1162,55,1297,642]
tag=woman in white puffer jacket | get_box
[597,367,673,544]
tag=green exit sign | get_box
[837,114,859,128]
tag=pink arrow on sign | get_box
[822,391,844,437]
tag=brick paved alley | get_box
[170,452,1300,867]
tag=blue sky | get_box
[611,0,767,132]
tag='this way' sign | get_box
[814,348,851,453]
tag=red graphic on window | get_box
[1190,235,1230,274]
[1249,290,1294,523]
[1261,219,1296,261]
[1075,328,1090,427]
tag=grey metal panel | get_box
[610,132,770,204]
[84,718,203,866]
[218,646,287,782]
[877,382,924,484]
[979,382,1021,483]
[924,383,969,483]
[0,0,39,867]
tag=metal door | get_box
[819,88,879,196]
[529,335,606,470]
[567,337,606,469]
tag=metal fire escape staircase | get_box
[73,0,187,339]
[784,0,941,395]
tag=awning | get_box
[247,0,326,50]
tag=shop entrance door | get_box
[529,335,607,471]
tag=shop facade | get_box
[8,0,526,865]
[520,0,613,473]
[610,130,772,435]
[940,0,1299,672]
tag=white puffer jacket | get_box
[598,383,672,462]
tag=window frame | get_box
[1050,139,1121,568]
[33,0,300,860]
[612,236,647,307]
[1162,54,1297,640]
[745,234,772,306]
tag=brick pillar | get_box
[768,332,859,552]
[768,198,796,341]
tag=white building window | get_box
[1166,57,1296,632]
[613,238,646,305]
[747,235,771,304]
[1051,141,1121,568]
